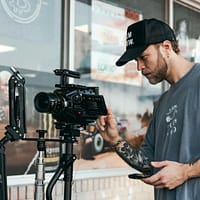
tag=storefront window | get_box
[73,0,164,171]
[174,2,200,62]
[0,1,61,72]
[0,1,61,175]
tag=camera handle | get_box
[46,124,79,200]
[54,69,80,88]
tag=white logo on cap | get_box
[127,31,134,47]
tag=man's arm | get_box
[112,139,152,175]
[96,109,152,174]
[96,108,152,175]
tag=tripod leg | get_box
[0,145,8,200]
[46,165,64,200]
[35,151,45,200]
[63,154,76,200]
[46,153,75,200]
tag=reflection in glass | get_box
[74,0,162,170]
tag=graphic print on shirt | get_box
[165,104,178,136]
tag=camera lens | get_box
[34,92,59,113]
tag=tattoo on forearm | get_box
[114,140,152,173]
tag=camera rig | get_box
[34,69,107,200]
[0,67,107,200]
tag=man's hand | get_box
[96,108,122,145]
[142,161,189,190]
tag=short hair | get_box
[171,40,180,54]
[155,40,180,54]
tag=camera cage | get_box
[34,69,107,126]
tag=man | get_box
[96,18,200,200]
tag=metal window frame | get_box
[174,0,200,12]
[61,0,75,72]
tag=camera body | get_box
[34,69,107,125]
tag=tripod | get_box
[34,69,107,200]
[46,123,80,200]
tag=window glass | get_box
[0,1,61,175]
[0,1,61,72]
[174,2,200,62]
[73,0,164,170]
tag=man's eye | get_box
[141,56,147,61]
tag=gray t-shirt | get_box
[141,63,200,200]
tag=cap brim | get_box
[115,45,148,66]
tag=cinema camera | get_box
[34,69,107,125]
[34,69,108,200]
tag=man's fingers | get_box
[96,116,107,131]
[151,160,171,168]
[106,107,112,115]
[143,172,161,185]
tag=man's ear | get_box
[162,40,172,49]
[160,40,172,57]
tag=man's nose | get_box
[137,59,145,71]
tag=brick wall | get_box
[7,168,154,200]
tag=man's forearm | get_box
[112,139,152,174]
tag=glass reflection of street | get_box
[6,139,37,175]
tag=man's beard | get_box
[148,51,168,85]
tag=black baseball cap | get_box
[116,18,176,66]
